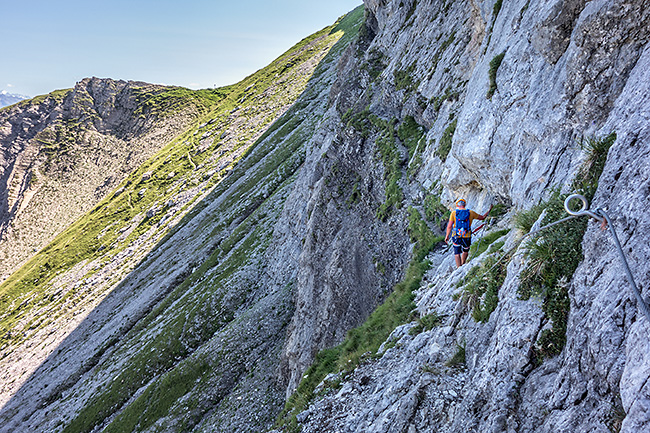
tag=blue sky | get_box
[1,0,363,97]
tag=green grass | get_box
[373,117,404,221]
[493,0,503,17]
[362,49,388,81]
[423,190,450,228]
[445,340,466,367]
[341,110,422,220]
[489,203,510,221]
[514,202,545,233]
[132,86,231,118]
[487,52,506,98]
[458,247,509,323]
[519,132,616,360]
[394,62,419,93]
[276,207,442,430]
[409,312,443,335]
[342,107,372,138]
[431,86,460,112]
[469,228,509,258]
[397,115,426,161]
[518,192,585,358]
[436,118,457,161]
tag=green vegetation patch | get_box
[374,117,404,221]
[394,62,419,93]
[362,49,388,81]
[342,107,372,139]
[397,115,426,161]
[341,110,422,219]
[487,52,506,99]
[436,118,457,162]
[458,246,509,323]
[489,203,510,221]
[514,202,545,234]
[133,86,231,119]
[518,132,616,360]
[409,312,443,335]
[469,228,509,258]
[423,189,450,229]
[431,86,460,113]
[445,340,466,367]
[276,207,442,430]
[493,0,504,17]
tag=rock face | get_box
[287,0,650,432]
[0,15,365,433]
[1,1,649,432]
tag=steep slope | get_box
[0,9,364,432]
[272,0,650,432]
[3,0,650,432]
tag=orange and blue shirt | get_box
[449,209,480,238]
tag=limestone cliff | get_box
[1,1,649,432]
[278,0,650,432]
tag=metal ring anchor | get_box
[564,194,605,223]
[564,193,650,324]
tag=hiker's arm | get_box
[476,205,493,221]
[445,219,453,242]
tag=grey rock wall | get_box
[290,0,650,432]
[1,0,648,430]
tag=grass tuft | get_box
[445,340,466,367]
[519,132,616,360]
[409,312,443,335]
[436,118,457,162]
[487,52,506,99]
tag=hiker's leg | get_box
[452,240,462,268]
[460,238,470,266]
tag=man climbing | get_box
[445,198,491,268]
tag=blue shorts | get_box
[452,237,471,255]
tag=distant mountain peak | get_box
[0,91,29,108]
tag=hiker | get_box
[445,198,491,268]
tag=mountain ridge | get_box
[1,1,650,432]
[0,10,364,431]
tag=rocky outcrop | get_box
[286,0,650,432]
[0,78,202,279]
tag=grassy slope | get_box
[0,6,364,433]
[0,15,351,350]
